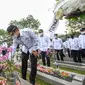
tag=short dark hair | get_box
[39,29,43,33]
[7,25,18,33]
[80,28,85,32]
[54,34,58,36]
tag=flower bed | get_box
[0,47,21,85]
[37,64,74,82]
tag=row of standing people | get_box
[38,30,64,67]
[38,28,85,64]
[63,28,85,63]
[63,35,82,63]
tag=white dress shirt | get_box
[53,38,63,50]
[67,38,72,49]
[69,37,79,50]
[79,34,85,49]
[38,35,50,51]
[63,41,67,49]
[12,28,38,53]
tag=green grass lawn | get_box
[36,78,51,85]
[52,65,85,75]
[60,67,85,75]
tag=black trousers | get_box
[21,51,29,80]
[21,51,37,85]
[71,50,82,63]
[29,54,37,85]
[80,49,85,58]
[41,51,50,67]
[55,49,64,61]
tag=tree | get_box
[0,29,7,35]
[9,15,41,30]
[65,14,85,34]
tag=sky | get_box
[0,0,66,34]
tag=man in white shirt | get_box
[38,29,50,66]
[7,25,38,85]
[69,34,81,63]
[79,28,85,59]
[53,34,64,61]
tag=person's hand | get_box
[32,50,38,57]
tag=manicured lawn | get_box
[52,65,85,75]
[60,67,85,75]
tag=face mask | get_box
[12,34,18,38]
[81,31,85,34]
[54,36,57,39]
[39,33,43,36]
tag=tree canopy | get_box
[0,29,7,35]
[9,15,41,30]
[65,13,85,34]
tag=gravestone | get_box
[13,72,32,85]
[28,68,85,85]
[55,60,85,71]
[37,71,84,85]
